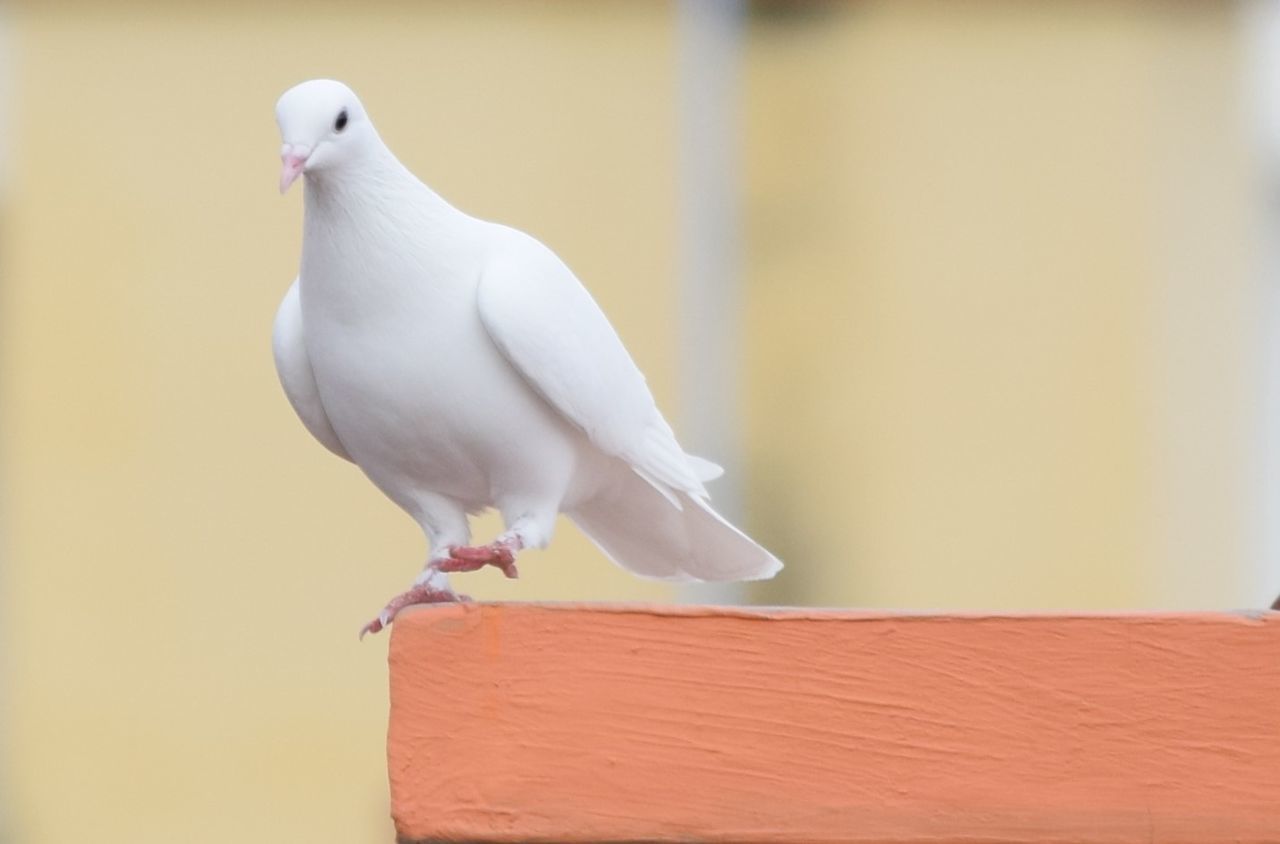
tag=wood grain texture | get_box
[387,604,1280,843]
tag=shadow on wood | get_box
[387,603,1280,843]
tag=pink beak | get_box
[279,145,310,194]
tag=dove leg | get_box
[435,504,557,579]
[359,498,472,639]
[435,538,522,578]
[497,506,556,551]
[362,505,557,638]
[417,497,473,566]
[358,578,462,639]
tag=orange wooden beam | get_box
[387,604,1280,843]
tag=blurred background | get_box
[3,0,1280,841]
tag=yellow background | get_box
[1,2,1270,842]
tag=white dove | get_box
[272,79,782,636]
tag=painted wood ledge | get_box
[387,603,1280,844]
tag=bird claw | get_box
[359,540,517,638]
[437,541,520,579]
[359,613,390,640]
[359,584,462,639]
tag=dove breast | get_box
[296,201,605,519]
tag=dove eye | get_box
[334,109,349,133]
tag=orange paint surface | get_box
[388,604,1280,843]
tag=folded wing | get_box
[272,278,352,462]
[476,229,714,507]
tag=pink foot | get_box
[359,584,467,639]
[437,539,522,579]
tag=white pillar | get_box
[676,0,749,605]
[1242,0,1280,608]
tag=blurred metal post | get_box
[1242,0,1280,608]
[675,0,748,605]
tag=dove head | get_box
[275,79,376,194]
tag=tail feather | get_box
[570,461,783,582]
[687,454,725,482]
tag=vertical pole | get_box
[1241,0,1280,608]
[676,0,749,605]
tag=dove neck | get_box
[302,141,457,229]
[299,141,470,310]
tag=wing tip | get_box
[687,455,725,482]
[751,556,785,580]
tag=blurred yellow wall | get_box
[744,1,1262,611]
[2,3,678,842]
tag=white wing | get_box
[476,228,719,506]
[272,278,352,462]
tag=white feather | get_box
[272,278,351,462]
[272,79,783,584]
[475,234,713,506]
